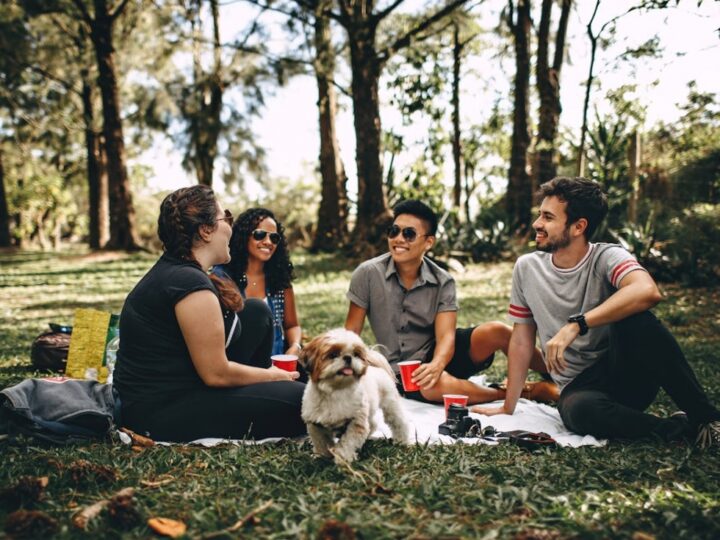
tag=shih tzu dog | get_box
[299,328,410,464]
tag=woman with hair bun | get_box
[214,208,302,356]
[114,186,306,442]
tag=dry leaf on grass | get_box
[140,474,175,488]
[67,459,118,484]
[513,528,561,540]
[148,517,187,538]
[120,427,155,447]
[4,509,58,537]
[202,500,273,539]
[318,519,356,540]
[0,476,49,508]
[72,487,135,530]
[107,489,142,529]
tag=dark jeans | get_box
[122,299,306,441]
[122,381,307,442]
[226,298,274,367]
[558,311,720,440]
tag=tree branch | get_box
[334,0,353,26]
[379,0,471,63]
[48,14,85,50]
[110,0,132,21]
[245,0,311,24]
[70,0,94,26]
[294,0,344,24]
[372,0,407,24]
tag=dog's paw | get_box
[313,448,333,459]
[331,447,357,464]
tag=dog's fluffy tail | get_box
[367,347,396,382]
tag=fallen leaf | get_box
[148,517,187,538]
[632,533,656,540]
[202,500,273,539]
[318,519,356,540]
[370,482,393,496]
[513,528,561,540]
[120,427,155,447]
[0,476,49,508]
[108,489,142,529]
[67,459,118,484]
[72,487,135,530]
[5,509,58,537]
[141,475,175,488]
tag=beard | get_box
[535,226,571,253]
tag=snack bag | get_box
[65,309,119,383]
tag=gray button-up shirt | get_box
[347,253,457,370]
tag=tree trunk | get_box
[0,146,11,247]
[451,22,462,210]
[506,0,532,234]
[536,0,570,187]
[334,0,468,251]
[190,0,223,187]
[82,71,108,249]
[312,1,349,252]
[91,0,139,250]
[627,130,641,224]
[348,23,391,249]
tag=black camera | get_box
[438,404,482,438]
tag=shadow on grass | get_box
[20,299,124,313]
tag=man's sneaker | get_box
[695,420,720,450]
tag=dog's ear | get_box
[298,346,314,374]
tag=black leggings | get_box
[121,299,306,442]
[558,311,719,440]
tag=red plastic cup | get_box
[271,354,298,372]
[398,360,422,392]
[443,394,469,418]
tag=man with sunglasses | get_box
[345,199,557,405]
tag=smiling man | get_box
[474,177,720,448]
[344,199,557,405]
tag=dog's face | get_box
[299,329,370,389]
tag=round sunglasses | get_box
[387,224,430,243]
[252,229,281,245]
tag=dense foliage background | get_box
[0,0,717,282]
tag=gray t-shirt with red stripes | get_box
[508,243,646,389]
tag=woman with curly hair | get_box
[214,208,302,356]
[114,186,306,442]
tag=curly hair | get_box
[226,207,295,294]
[158,185,243,312]
[538,177,608,240]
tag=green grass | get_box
[1,248,719,539]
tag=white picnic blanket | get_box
[376,394,605,448]
[120,376,605,448]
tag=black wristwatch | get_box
[568,313,589,336]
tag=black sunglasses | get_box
[252,229,281,245]
[387,224,430,242]
[219,209,234,227]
